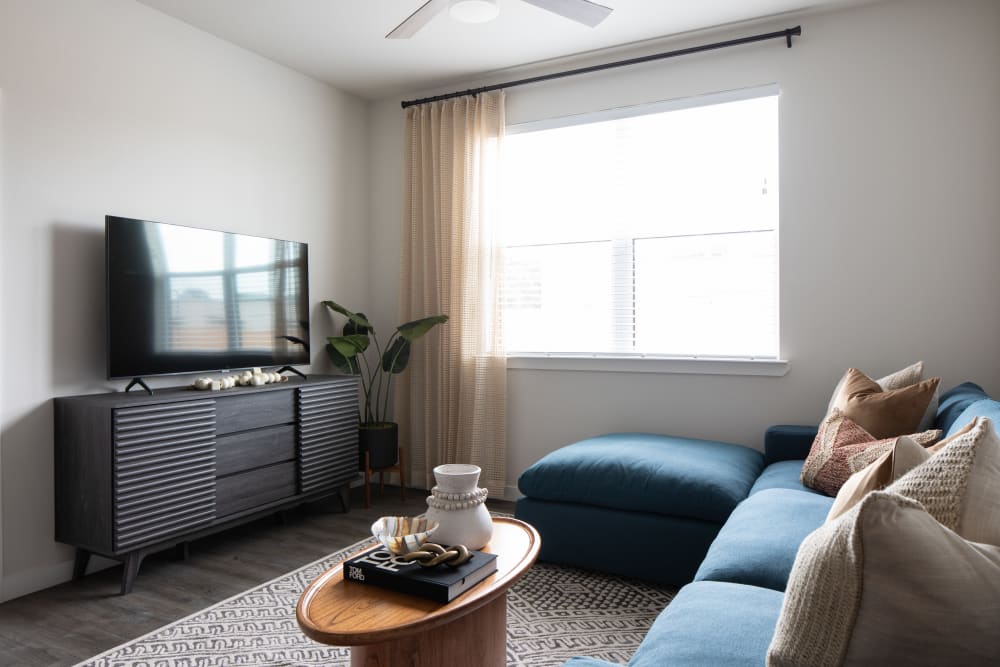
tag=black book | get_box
[343,546,498,603]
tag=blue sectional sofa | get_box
[515,382,996,666]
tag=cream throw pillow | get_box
[886,415,1000,546]
[768,491,1000,667]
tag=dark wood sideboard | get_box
[54,375,359,594]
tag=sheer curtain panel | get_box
[397,91,507,496]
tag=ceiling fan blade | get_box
[386,0,450,39]
[520,0,613,27]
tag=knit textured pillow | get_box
[767,491,1000,667]
[886,415,1000,546]
[801,409,941,496]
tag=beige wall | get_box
[369,0,1000,498]
[0,0,370,600]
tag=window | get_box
[502,87,779,360]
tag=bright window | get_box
[501,87,779,359]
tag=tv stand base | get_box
[124,377,153,395]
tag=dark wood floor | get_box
[0,485,515,666]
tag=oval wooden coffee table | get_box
[297,516,540,667]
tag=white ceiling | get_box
[136,0,875,100]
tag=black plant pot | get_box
[359,422,399,470]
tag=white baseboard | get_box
[1,555,117,602]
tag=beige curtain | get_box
[397,91,507,496]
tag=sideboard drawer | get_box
[215,424,295,477]
[215,390,294,434]
[215,462,296,517]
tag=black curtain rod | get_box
[401,25,801,109]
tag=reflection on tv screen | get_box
[107,216,310,379]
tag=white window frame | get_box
[503,85,788,377]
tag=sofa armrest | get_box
[764,425,818,464]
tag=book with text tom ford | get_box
[343,546,498,603]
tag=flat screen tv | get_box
[106,215,310,381]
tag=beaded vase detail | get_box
[425,464,493,549]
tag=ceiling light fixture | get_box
[448,0,500,24]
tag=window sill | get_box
[506,354,789,377]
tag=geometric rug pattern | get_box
[76,535,674,667]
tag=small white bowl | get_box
[371,516,439,555]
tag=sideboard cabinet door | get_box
[113,400,217,552]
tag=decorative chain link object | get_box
[398,543,473,568]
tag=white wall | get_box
[369,0,1000,498]
[0,0,369,600]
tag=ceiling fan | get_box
[387,0,614,39]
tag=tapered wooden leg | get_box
[120,551,144,595]
[398,446,406,501]
[173,542,190,561]
[337,483,351,512]
[379,471,385,494]
[364,451,372,509]
[73,549,91,580]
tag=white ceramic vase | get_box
[425,463,493,550]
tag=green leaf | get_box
[322,300,374,332]
[327,334,369,358]
[397,315,448,341]
[343,311,372,336]
[325,342,359,375]
[382,336,411,374]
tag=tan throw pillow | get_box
[831,368,939,439]
[768,491,1000,667]
[825,361,923,414]
[801,409,941,496]
[825,362,939,431]
[886,415,1000,546]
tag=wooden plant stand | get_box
[363,446,406,509]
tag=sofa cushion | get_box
[693,488,833,591]
[517,433,764,523]
[749,460,823,496]
[947,398,1000,438]
[626,581,784,667]
[935,381,990,433]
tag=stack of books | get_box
[343,546,498,603]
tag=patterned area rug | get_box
[76,536,674,667]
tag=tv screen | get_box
[106,216,310,380]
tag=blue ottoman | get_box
[515,433,765,585]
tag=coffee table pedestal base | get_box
[350,595,507,667]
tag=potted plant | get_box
[323,300,448,470]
